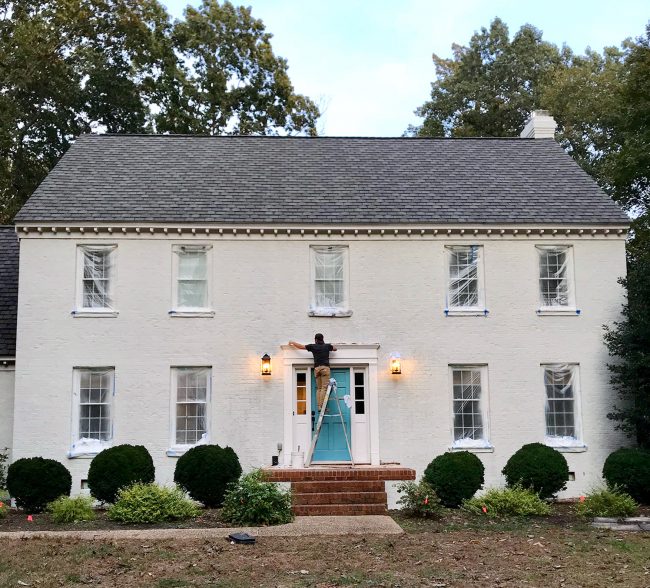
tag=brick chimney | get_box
[520,110,557,139]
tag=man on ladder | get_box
[288,333,336,411]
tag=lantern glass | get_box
[390,355,401,375]
[261,354,272,376]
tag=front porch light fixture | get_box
[261,353,272,376]
[390,353,402,375]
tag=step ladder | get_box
[305,378,354,467]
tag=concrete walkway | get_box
[592,516,650,531]
[0,515,403,540]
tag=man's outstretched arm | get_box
[288,340,306,350]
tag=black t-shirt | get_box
[305,343,334,367]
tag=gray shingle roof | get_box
[0,227,19,357]
[15,135,629,225]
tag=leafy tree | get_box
[409,18,562,138]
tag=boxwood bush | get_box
[502,443,569,499]
[463,485,552,517]
[423,451,484,508]
[47,495,96,523]
[174,445,242,508]
[88,445,155,504]
[576,486,638,518]
[108,483,201,523]
[602,448,650,504]
[6,457,72,512]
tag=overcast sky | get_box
[162,0,649,136]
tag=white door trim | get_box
[282,344,380,466]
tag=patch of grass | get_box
[65,573,81,583]
[157,579,190,588]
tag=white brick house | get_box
[1,114,631,507]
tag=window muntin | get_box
[544,364,581,445]
[77,369,113,441]
[354,371,365,415]
[296,372,307,415]
[78,246,116,310]
[450,366,490,448]
[174,246,210,310]
[173,367,210,446]
[446,245,484,310]
[310,245,350,315]
[537,246,573,308]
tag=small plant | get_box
[0,447,8,488]
[576,486,638,518]
[602,448,650,504]
[174,445,242,508]
[396,480,442,518]
[88,444,155,504]
[6,457,72,512]
[463,485,552,517]
[502,443,569,499]
[221,470,293,526]
[423,451,485,508]
[108,483,201,524]
[48,495,96,523]
[0,499,8,519]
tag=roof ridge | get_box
[88,133,545,141]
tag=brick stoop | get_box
[263,466,416,516]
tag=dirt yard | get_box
[1,509,649,587]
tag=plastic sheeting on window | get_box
[175,246,210,309]
[81,246,115,309]
[537,246,572,307]
[452,368,487,445]
[311,246,348,314]
[446,246,482,308]
[544,364,579,444]
[175,367,209,446]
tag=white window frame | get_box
[170,244,214,317]
[73,245,118,317]
[69,367,115,458]
[536,245,578,315]
[444,245,487,316]
[448,364,492,451]
[167,366,212,456]
[542,363,585,451]
[308,245,352,317]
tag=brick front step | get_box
[293,480,386,493]
[264,466,415,483]
[293,491,387,506]
[293,504,388,516]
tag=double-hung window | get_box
[445,245,485,315]
[69,368,114,457]
[450,365,491,449]
[543,364,583,448]
[75,245,117,315]
[537,246,576,313]
[171,245,213,316]
[309,245,351,317]
[169,367,211,455]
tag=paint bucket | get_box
[291,451,305,469]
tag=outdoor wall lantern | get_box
[261,354,272,376]
[390,353,402,375]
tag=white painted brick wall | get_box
[0,367,14,460]
[12,234,630,504]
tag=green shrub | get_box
[88,445,155,504]
[6,457,72,512]
[463,485,552,517]
[576,486,638,518]
[47,495,96,523]
[423,451,484,508]
[0,499,8,519]
[221,470,293,526]
[602,448,650,504]
[108,483,201,524]
[174,445,242,508]
[502,443,569,499]
[396,480,442,518]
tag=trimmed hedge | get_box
[502,443,569,499]
[602,448,650,504]
[6,457,72,512]
[88,444,155,504]
[108,483,201,523]
[423,451,484,508]
[174,445,242,508]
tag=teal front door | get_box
[311,368,352,462]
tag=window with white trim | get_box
[537,246,575,309]
[543,364,582,447]
[445,245,485,312]
[76,245,116,312]
[70,368,114,457]
[170,367,210,452]
[171,245,213,315]
[450,366,491,449]
[309,245,351,316]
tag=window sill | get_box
[71,309,119,318]
[169,309,215,318]
[167,445,205,457]
[68,442,112,458]
[308,309,353,318]
[445,308,489,317]
[537,308,581,316]
[449,444,494,453]
[545,443,587,453]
